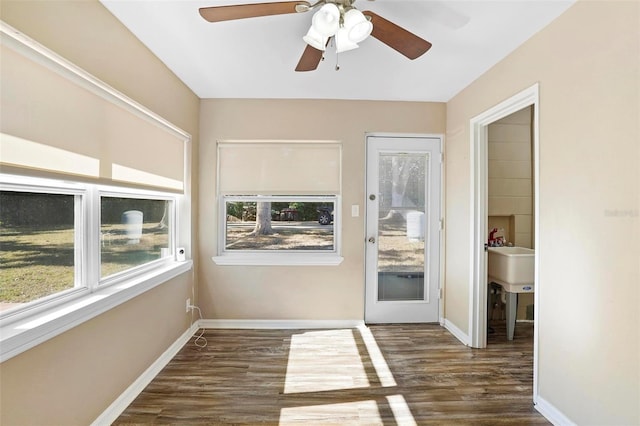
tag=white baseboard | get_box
[534,395,575,426]
[443,318,471,346]
[91,322,199,426]
[200,319,365,329]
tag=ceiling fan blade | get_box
[199,1,310,23]
[362,11,432,60]
[295,44,324,72]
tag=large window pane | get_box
[377,153,427,301]
[101,197,171,278]
[224,199,335,251]
[0,191,77,312]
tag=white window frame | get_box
[213,195,343,266]
[0,174,192,362]
[0,176,87,313]
[0,22,193,362]
[98,188,176,285]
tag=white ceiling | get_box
[100,0,575,102]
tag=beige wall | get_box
[488,106,533,248]
[446,1,639,424]
[199,99,445,320]
[0,1,200,424]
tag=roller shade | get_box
[218,141,342,195]
[0,27,186,192]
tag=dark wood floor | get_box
[115,321,547,425]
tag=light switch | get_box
[351,205,359,217]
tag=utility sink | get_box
[488,246,535,341]
[488,246,534,293]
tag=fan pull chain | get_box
[335,52,340,71]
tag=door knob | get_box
[368,237,376,243]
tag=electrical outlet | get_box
[186,298,191,313]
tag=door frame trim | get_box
[364,133,445,323]
[468,83,540,397]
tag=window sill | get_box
[212,254,344,266]
[0,260,193,362]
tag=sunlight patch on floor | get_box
[279,400,381,425]
[283,329,369,394]
[280,327,416,425]
[357,324,397,387]
[386,394,417,425]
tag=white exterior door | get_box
[365,135,442,323]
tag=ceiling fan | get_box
[199,0,432,72]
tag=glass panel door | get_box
[365,136,441,323]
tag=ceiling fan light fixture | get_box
[343,9,373,43]
[335,27,359,53]
[303,26,328,51]
[311,3,340,37]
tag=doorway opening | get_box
[468,84,540,395]
[487,105,535,342]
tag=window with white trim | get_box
[223,196,337,252]
[0,23,192,362]
[0,175,178,318]
[0,183,83,311]
[100,194,174,279]
[214,141,343,265]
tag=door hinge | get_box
[438,288,443,299]
[439,219,444,231]
[440,152,444,163]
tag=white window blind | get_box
[0,26,186,192]
[217,141,342,195]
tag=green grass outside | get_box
[0,226,75,303]
[0,224,168,306]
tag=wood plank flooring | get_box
[115,321,547,425]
